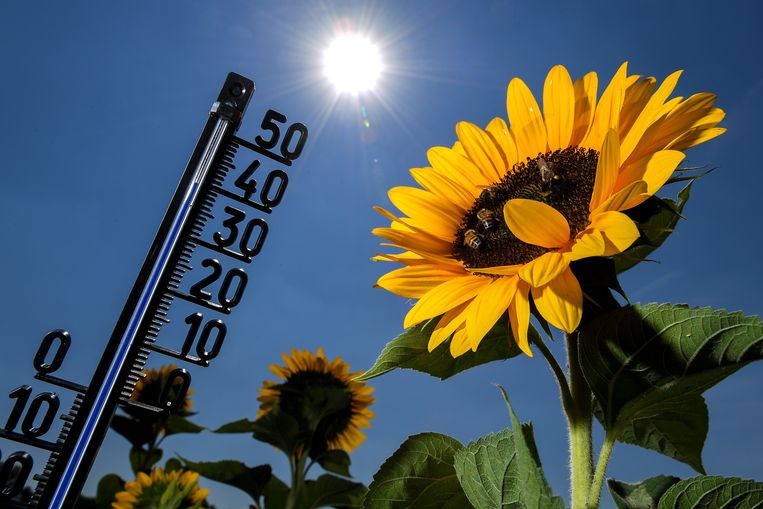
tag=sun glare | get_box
[323,34,382,94]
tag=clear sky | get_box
[1,1,762,508]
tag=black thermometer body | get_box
[0,72,308,508]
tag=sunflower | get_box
[130,365,194,416]
[373,63,724,358]
[112,468,209,509]
[257,348,375,452]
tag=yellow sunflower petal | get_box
[570,71,598,146]
[619,70,682,162]
[456,121,505,181]
[376,264,465,299]
[409,167,474,211]
[504,199,570,248]
[508,281,533,356]
[387,187,462,236]
[507,77,547,157]
[594,180,648,213]
[518,251,569,287]
[531,267,583,333]
[404,275,489,328]
[429,301,470,352]
[543,65,575,150]
[486,117,518,168]
[584,62,628,149]
[466,276,519,350]
[615,150,685,197]
[619,76,657,137]
[589,129,620,211]
[588,211,640,256]
[625,92,718,164]
[427,146,489,191]
[450,325,472,357]
[567,230,605,261]
[668,126,726,151]
[465,264,522,276]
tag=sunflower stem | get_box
[285,451,309,509]
[587,432,616,509]
[566,332,593,509]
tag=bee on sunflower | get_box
[111,468,209,509]
[373,62,724,357]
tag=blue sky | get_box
[1,1,762,507]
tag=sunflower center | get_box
[453,147,598,269]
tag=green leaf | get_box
[579,303,763,471]
[214,418,258,433]
[657,476,763,508]
[252,408,302,457]
[299,474,367,508]
[180,457,272,503]
[608,475,680,509]
[110,414,155,447]
[454,429,516,509]
[263,474,290,509]
[358,318,528,381]
[164,415,205,436]
[615,395,708,473]
[129,447,163,474]
[364,432,471,509]
[164,457,183,472]
[454,385,564,509]
[315,449,352,477]
[615,182,691,273]
[95,474,125,509]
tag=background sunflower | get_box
[257,348,375,455]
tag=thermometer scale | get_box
[0,72,308,508]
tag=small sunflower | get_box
[130,365,194,416]
[257,348,375,453]
[373,63,724,358]
[112,468,209,509]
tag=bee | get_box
[463,229,483,249]
[537,157,554,186]
[476,208,496,230]
[479,185,498,202]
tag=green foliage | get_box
[615,182,692,273]
[110,414,156,447]
[608,475,680,509]
[315,449,352,477]
[96,474,125,509]
[263,475,290,509]
[214,418,258,434]
[298,474,367,508]
[179,457,272,503]
[579,303,763,470]
[165,415,205,436]
[251,406,302,456]
[364,433,471,508]
[130,446,163,474]
[359,317,529,382]
[657,476,763,508]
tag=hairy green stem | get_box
[567,333,593,509]
[587,433,616,509]
[285,452,308,509]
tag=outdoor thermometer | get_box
[0,72,308,508]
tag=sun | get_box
[323,33,382,94]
